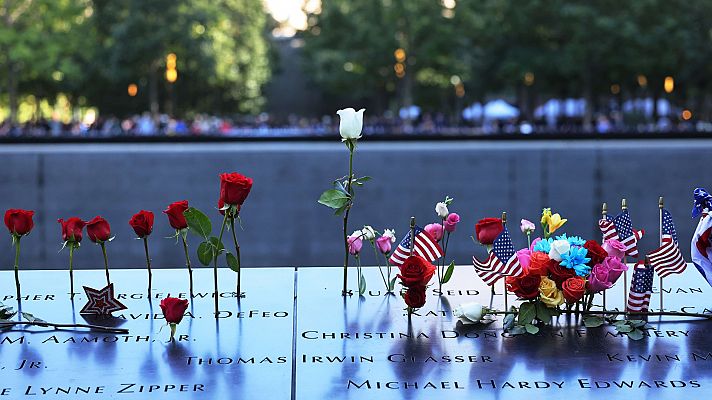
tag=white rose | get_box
[548,239,571,262]
[435,202,449,219]
[351,229,363,239]
[383,229,396,243]
[453,302,485,325]
[362,225,376,240]
[336,108,365,141]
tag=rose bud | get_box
[160,297,189,341]
[336,107,365,141]
[398,255,436,287]
[4,209,34,236]
[219,172,253,206]
[444,213,460,233]
[376,235,392,254]
[129,210,154,238]
[164,200,189,230]
[424,223,444,242]
[403,285,427,309]
[347,231,363,255]
[58,217,87,243]
[86,216,112,243]
[475,218,504,245]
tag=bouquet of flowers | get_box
[503,209,629,334]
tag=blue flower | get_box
[533,237,553,253]
[559,246,591,276]
[555,233,586,246]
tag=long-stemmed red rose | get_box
[130,210,154,295]
[86,216,114,286]
[164,200,193,294]
[4,209,34,299]
[219,172,253,298]
[398,255,436,315]
[58,217,87,299]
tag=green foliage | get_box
[441,261,455,284]
[358,274,366,296]
[184,207,212,240]
[226,252,239,272]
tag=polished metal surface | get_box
[1,265,711,399]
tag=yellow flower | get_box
[547,213,567,234]
[540,208,552,226]
[539,277,564,308]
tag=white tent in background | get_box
[483,99,519,120]
[462,102,483,121]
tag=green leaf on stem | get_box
[524,323,539,334]
[197,241,213,266]
[627,329,644,340]
[208,236,225,256]
[358,274,366,295]
[388,276,397,292]
[507,325,526,336]
[518,302,536,325]
[535,301,552,324]
[318,189,351,210]
[353,176,371,186]
[441,261,455,284]
[628,320,646,328]
[184,207,212,239]
[226,252,239,272]
[616,324,633,333]
[583,316,604,328]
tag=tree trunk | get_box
[7,62,18,124]
[149,65,159,117]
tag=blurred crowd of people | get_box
[0,110,708,139]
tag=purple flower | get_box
[424,223,444,242]
[602,256,628,284]
[587,263,613,293]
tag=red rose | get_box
[562,276,586,303]
[129,210,154,238]
[164,200,189,230]
[583,240,608,267]
[506,272,541,300]
[403,285,427,308]
[548,261,576,287]
[86,216,112,243]
[528,252,550,276]
[475,218,504,245]
[219,172,253,206]
[160,297,189,324]
[58,217,87,243]
[397,255,436,287]
[4,209,34,236]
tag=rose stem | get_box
[214,211,229,317]
[229,215,241,298]
[13,236,21,300]
[143,237,152,296]
[100,242,110,286]
[373,243,388,290]
[342,143,354,296]
[69,244,75,300]
[181,234,193,296]
[0,321,129,334]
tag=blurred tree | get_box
[0,0,92,122]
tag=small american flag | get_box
[389,225,442,266]
[627,261,654,312]
[599,215,620,242]
[661,208,678,243]
[472,226,522,286]
[612,210,643,258]
[648,234,687,278]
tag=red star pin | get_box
[80,283,127,315]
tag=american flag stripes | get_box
[389,225,442,266]
[661,208,678,243]
[648,234,687,278]
[627,261,654,312]
[472,226,522,286]
[599,210,643,258]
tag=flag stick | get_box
[659,196,664,312]
[409,217,416,255]
[502,211,508,311]
[622,198,628,309]
[601,202,607,312]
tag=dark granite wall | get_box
[0,140,707,269]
